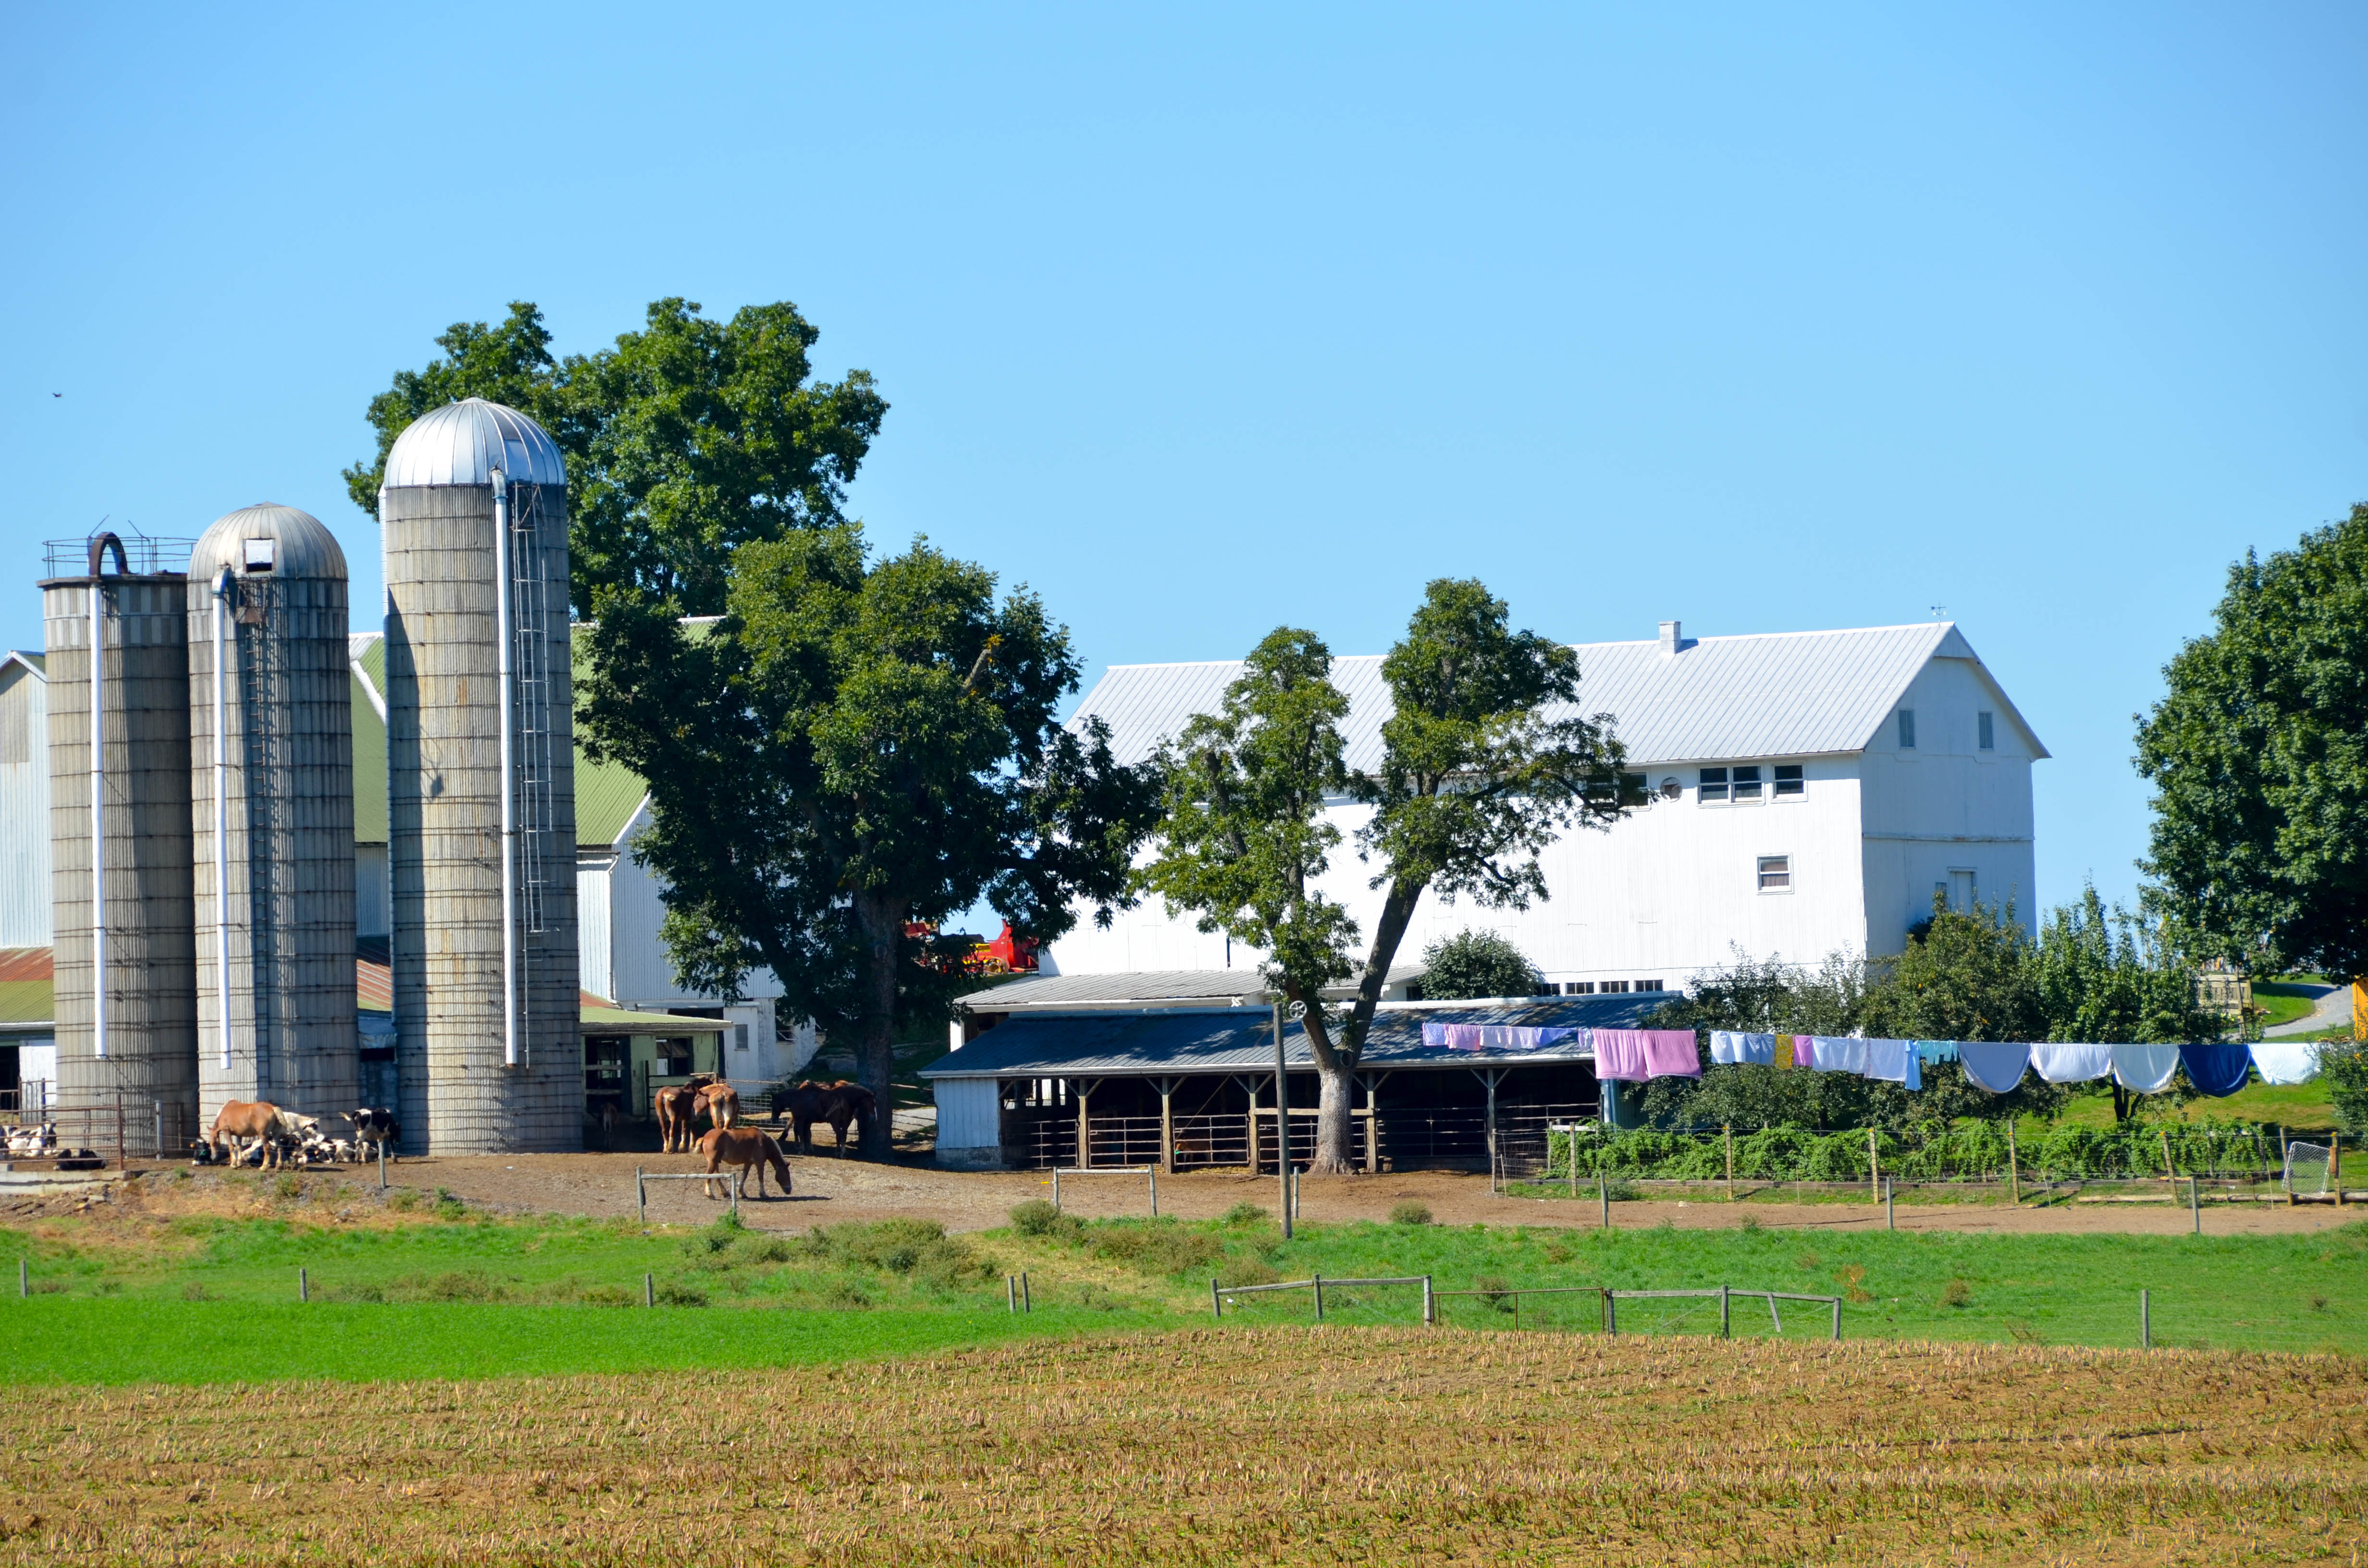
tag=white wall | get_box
[576,851,614,999]
[355,844,392,940]
[0,662,51,948]
[934,1077,1001,1151]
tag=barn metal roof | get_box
[955,964,1425,1010]
[923,993,1667,1079]
[1072,622,2045,771]
[381,398,567,490]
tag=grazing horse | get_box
[698,1127,792,1200]
[782,1080,877,1156]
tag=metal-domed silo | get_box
[187,505,358,1129]
[380,399,581,1152]
[41,531,201,1152]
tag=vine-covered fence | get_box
[1545,1120,2303,1186]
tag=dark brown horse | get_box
[781,1080,877,1156]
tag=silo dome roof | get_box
[381,397,567,489]
[190,503,348,581]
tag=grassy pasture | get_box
[0,1329,2360,1566]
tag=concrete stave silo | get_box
[187,505,358,1129]
[381,399,580,1152]
[41,532,201,1152]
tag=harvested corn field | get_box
[2,1329,2362,1566]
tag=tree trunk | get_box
[855,894,903,1161]
[1311,1055,1357,1175]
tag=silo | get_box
[41,532,200,1153]
[380,399,580,1152]
[187,505,358,1129]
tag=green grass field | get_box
[5,1180,2362,1382]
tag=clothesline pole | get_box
[2007,1122,2021,1204]
[1885,1176,1894,1232]
[1868,1127,1879,1206]
[2189,1176,2200,1235]
[2160,1129,2175,1187]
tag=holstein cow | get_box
[782,1080,877,1157]
[350,1108,400,1163]
[698,1126,792,1200]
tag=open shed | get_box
[925,990,1667,1172]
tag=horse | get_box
[694,1080,741,1132]
[654,1085,703,1153]
[698,1126,792,1200]
[781,1080,877,1157]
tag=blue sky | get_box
[3,3,2363,922]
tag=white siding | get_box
[605,809,785,1006]
[934,1077,1002,1151]
[577,852,614,999]
[355,845,392,939]
[0,661,51,947]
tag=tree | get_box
[2136,503,2368,981]
[347,298,887,618]
[576,524,1163,1155]
[2026,884,2220,1119]
[1138,580,1640,1173]
[2324,1039,2368,1139]
[1420,930,1540,1001]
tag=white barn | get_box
[1050,620,2044,992]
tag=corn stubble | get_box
[0,1329,2360,1565]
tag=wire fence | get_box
[1022,1102,1598,1173]
[1209,1274,1850,1342]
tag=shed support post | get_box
[1157,1078,1175,1174]
[1075,1078,1092,1170]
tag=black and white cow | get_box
[350,1108,400,1163]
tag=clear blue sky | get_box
[4,3,2363,925]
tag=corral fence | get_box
[1025,1102,1596,1173]
[1538,1120,2333,1191]
[0,1097,198,1164]
[1211,1274,1848,1341]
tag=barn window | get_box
[1732,765,1763,801]
[1898,710,1917,749]
[1699,767,1728,802]
[1774,764,1804,796]
[1978,711,1995,750]
[1758,855,1792,892]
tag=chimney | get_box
[1659,619,1681,655]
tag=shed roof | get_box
[1073,622,2045,771]
[957,965,1425,1011]
[923,993,1666,1079]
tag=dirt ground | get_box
[249,1149,2368,1237]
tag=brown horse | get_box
[698,1126,793,1200]
[695,1080,741,1132]
[781,1080,877,1156]
[653,1073,721,1152]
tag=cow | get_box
[350,1108,400,1164]
[697,1126,792,1200]
[780,1080,877,1157]
[206,1101,315,1170]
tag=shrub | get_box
[386,1189,419,1213]
[1390,1201,1432,1226]
[1940,1277,1973,1309]
[1090,1222,1223,1278]
[273,1174,303,1200]
[2322,1040,2368,1139]
[1009,1200,1060,1236]
[1220,1201,1268,1226]
[654,1281,709,1307]
[181,1282,210,1301]
[1215,1256,1280,1288]
[804,1219,992,1287]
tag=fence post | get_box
[1725,1124,1735,1202]
[2159,1129,2175,1187]
[1022,1272,1031,1312]
[1051,1169,1061,1215]
[1312,1272,1324,1322]
[19,1257,26,1297]
[299,1267,308,1303]
[2190,1176,2200,1234]
[1606,1291,1617,1336]
[1211,1279,1222,1319]
[1720,1284,1730,1338]
[1009,1275,1018,1314]
[2007,1122,2020,1204]
[644,1273,654,1308]
[1830,1297,1840,1342]
[1148,1165,1157,1218]
[379,1141,388,1192]
[1868,1127,1879,1204]
[1422,1274,1434,1326]
[1568,1128,1579,1198]
[1599,1176,1610,1230]
[2335,1134,2345,1207]
[1886,1176,1894,1232]
[636,1167,646,1226]
[154,1100,163,1160]
[2140,1287,2150,1349]
[731,1171,742,1223]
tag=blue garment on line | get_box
[2179,1042,2253,1098]
[1914,1040,1959,1065]
[1958,1041,2031,1096]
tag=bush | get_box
[1220,1201,1268,1226]
[804,1219,992,1287]
[654,1281,709,1307]
[1390,1201,1432,1226]
[1421,931,1540,1000]
[1091,1222,1224,1278]
[2323,1040,2368,1139]
[1215,1255,1280,1288]
[1009,1200,1060,1236]
[1940,1277,1973,1309]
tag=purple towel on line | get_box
[1593,1029,1702,1082]
[1421,1023,1581,1054]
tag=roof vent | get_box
[1659,619,1682,655]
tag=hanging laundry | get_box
[2109,1043,2180,1094]
[1914,1040,1959,1065]
[2178,1042,2253,1098]
[1788,1035,1813,1069]
[2029,1042,2113,1084]
[1862,1038,1922,1091]
[1592,1029,1702,1082]
[1711,1031,1776,1065]
[1807,1036,1870,1075]
[1421,1023,1581,1054]
[2250,1041,2324,1087]
[1958,1041,2031,1095]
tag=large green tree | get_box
[346,299,886,618]
[1138,581,1640,1173]
[576,525,1163,1154]
[1420,930,1542,1001]
[2136,503,2368,981]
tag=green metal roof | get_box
[0,978,54,1029]
[345,629,646,850]
[582,1004,731,1033]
